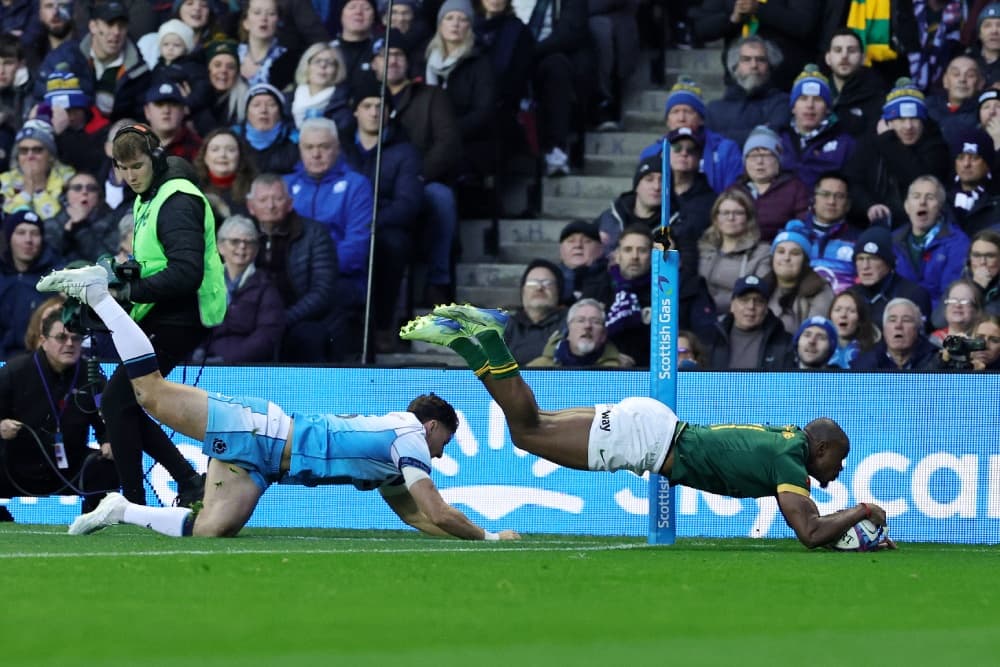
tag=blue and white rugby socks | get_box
[88,288,160,379]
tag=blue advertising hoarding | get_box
[6,366,999,544]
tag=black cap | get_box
[351,73,386,110]
[559,219,600,243]
[633,154,663,189]
[732,274,772,299]
[372,28,408,57]
[92,1,128,22]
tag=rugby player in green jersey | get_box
[402,304,896,550]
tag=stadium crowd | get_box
[0,0,995,373]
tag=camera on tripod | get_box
[941,335,987,369]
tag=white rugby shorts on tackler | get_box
[587,397,680,474]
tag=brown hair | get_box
[24,296,66,350]
[701,189,760,247]
[407,393,459,433]
[194,128,257,206]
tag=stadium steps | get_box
[379,45,724,366]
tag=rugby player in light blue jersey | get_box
[37,265,520,542]
[402,303,895,550]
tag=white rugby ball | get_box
[831,519,886,552]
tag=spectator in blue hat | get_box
[765,223,835,335]
[969,2,1000,87]
[891,175,970,311]
[948,126,1000,235]
[638,76,743,194]
[792,316,838,369]
[705,273,794,370]
[0,209,63,359]
[845,77,950,227]
[777,64,856,190]
[847,225,932,329]
[927,55,985,149]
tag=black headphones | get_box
[113,123,166,171]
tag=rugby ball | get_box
[831,519,886,552]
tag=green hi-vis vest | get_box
[130,178,226,326]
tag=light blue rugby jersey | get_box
[283,411,433,490]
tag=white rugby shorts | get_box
[587,397,679,474]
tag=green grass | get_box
[2,525,998,666]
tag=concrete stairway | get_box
[376,46,726,366]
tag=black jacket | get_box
[829,66,887,139]
[391,81,463,184]
[256,211,338,326]
[0,351,105,490]
[846,120,950,226]
[851,336,938,370]
[847,272,933,330]
[504,307,566,366]
[706,311,795,370]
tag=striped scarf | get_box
[846,0,896,64]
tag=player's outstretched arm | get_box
[382,479,520,541]
[777,491,892,549]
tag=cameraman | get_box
[928,315,1000,371]
[0,309,118,520]
[99,123,226,506]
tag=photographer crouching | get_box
[0,308,118,521]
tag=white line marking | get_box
[0,543,646,559]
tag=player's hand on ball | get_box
[867,503,888,526]
[498,530,521,540]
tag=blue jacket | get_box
[640,128,742,193]
[284,157,372,303]
[705,84,790,148]
[778,121,856,189]
[892,220,970,311]
[798,215,861,294]
[340,125,424,232]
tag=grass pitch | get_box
[2,525,997,667]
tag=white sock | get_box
[122,504,192,537]
[91,292,156,363]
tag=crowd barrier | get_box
[7,366,999,544]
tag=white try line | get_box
[0,542,647,559]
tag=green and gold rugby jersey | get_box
[668,423,811,498]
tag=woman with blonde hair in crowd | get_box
[291,43,351,129]
[697,188,770,313]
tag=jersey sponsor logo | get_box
[398,456,431,475]
[599,409,611,432]
[211,438,227,454]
